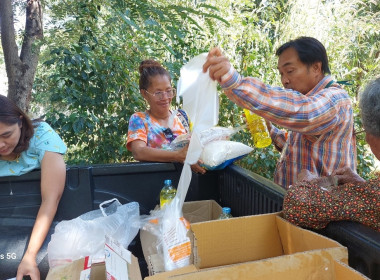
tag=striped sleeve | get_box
[269,125,286,151]
[220,68,346,136]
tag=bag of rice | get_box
[199,140,253,170]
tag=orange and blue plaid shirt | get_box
[221,68,356,189]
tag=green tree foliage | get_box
[33,0,226,164]
[202,0,288,178]
[31,0,379,180]
[211,0,379,180]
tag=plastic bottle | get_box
[160,179,177,208]
[218,207,233,219]
[243,109,272,148]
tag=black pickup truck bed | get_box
[0,163,378,279]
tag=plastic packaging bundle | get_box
[199,140,253,170]
[47,199,140,268]
[141,54,253,273]
[169,125,244,151]
[141,53,218,273]
[140,197,192,273]
[198,126,243,145]
[169,133,191,151]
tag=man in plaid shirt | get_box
[203,37,356,189]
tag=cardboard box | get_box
[146,212,349,279]
[191,212,347,269]
[334,259,370,280]
[105,235,142,280]
[140,200,222,275]
[46,257,94,280]
[143,265,198,280]
[181,200,222,223]
[159,251,369,279]
[46,236,141,280]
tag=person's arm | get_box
[295,167,365,188]
[131,139,188,163]
[332,166,365,185]
[225,71,342,135]
[16,151,66,280]
[204,48,342,136]
[131,140,206,174]
[266,120,287,152]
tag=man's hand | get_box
[332,167,366,185]
[297,169,319,182]
[203,47,231,82]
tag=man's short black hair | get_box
[276,36,331,74]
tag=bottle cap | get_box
[222,207,231,214]
[164,179,172,185]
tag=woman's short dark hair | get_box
[139,59,171,90]
[0,95,36,155]
[276,36,331,75]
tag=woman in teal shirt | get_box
[0,95,66,280]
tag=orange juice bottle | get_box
[243,109,272,148]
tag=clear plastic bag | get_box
[47,198,140,268]
[199,140,253,170]
[199,126,244,145]
[177,52,218,133]
[141,53,218,273]
[169,126,244,151]
[169,133,191,151]
[140,197,191,274]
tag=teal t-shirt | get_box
[0,122,67,176]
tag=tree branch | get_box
[0,0,22,82]
[0,0,43,111]
[20,0,43,63]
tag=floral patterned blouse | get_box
[127,111,188,151]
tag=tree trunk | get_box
[0,0,43,112]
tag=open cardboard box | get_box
[140,200,222,275]
[46,257,104,280]
[146,212,352,280]
[181,200,222,223]
[191,212,348,268]
[46,236,141,280]
[157,250,369,279]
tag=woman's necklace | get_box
[0,153,21,162]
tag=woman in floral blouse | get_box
[127,59,205,174]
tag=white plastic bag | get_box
[177,53,218,133]
[198,126,244,145]
[47,198,140,268]
[142,53,218,272]
[169,126,243,151]
[200,140,253,170]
